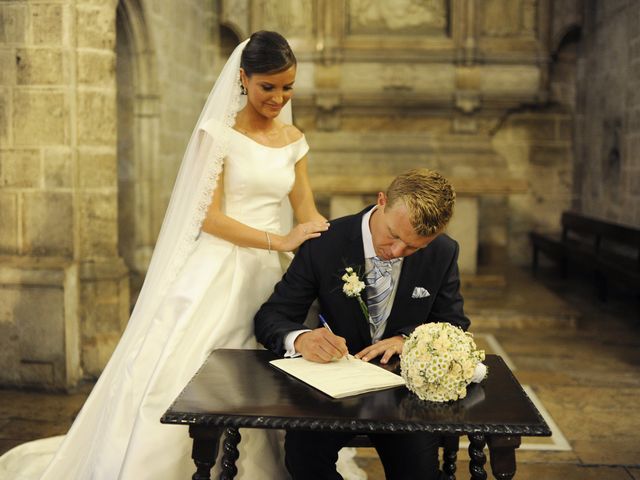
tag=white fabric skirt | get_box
[0,233,289,479]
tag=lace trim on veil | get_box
[165,80,242,300]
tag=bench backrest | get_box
[561,212,640,258]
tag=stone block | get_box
[22,192,73,256]
[17,287,65,361]
[508,116,556,141]
[0,290,20,385]
[329,195,368,220]
[13,90,68,145]
[91,298,122,334]
[629,4,640,40]
[77,51,115,85]
[481,66,541,95]
[77,91,116,145]
[16,48,65,85]
[478,196,508,245]
[626,108,640,131]
[314,64,340,89]
[446,196,478,275]
[630,39,640,63]
[557,118,573,140]
[78,150,116,188]
[628,135,640,164]
[629,63,640,87]
[0,192,18,254]
[630,171,640,196]
[29,4,64,45]
[78,257,128,376]
[0,4,28,44]
[77,0,118,5]
[79,192,117,257]
[81,332,119,377]
[1,149,41,187]
[0,260,81,388]
[341,63,455,93]
[626,80,640,108]
[455,66,481,90]
[44,148,73,188]
[76,6,115,50]
[0,89,9,145]
[530,145,570,166]
[0,48,16,85]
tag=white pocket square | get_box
[411,287,430,299]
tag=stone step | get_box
[461,268,580,330]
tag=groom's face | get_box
[370,193,439,260]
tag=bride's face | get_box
[241,66,296,119]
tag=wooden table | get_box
[161,350,550,480]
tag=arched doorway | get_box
[116,0,159,308]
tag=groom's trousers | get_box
[284,430,443,480]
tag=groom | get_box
[255,168,470,480]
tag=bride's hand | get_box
[277,221,329,252]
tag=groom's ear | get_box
[377,192,387,209]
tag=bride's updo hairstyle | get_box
[241,30,297,76]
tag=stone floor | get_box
[1,266,639,479]
[355,266,640,479]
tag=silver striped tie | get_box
[366,257,400,329]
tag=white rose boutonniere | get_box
[341,267,369,320]
[400,322,487,402]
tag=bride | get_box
[0,31,365,480]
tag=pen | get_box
[319,314,352,360]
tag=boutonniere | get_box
[341,267,369,320]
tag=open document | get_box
[270,356,406,399]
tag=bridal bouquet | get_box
[400,322,487,402]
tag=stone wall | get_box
[574,0,640,226]
[492,111,575,265]
[244,0,572,267]
[0,0,125,389]
[0,0,216,388]
[116,0,217,301]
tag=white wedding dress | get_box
[0,128,311,479]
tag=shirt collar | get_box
[361,206,377,259]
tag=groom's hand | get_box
[294,328,349,363]
[355,335,405,364]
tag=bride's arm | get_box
[289,157,327,224]
[201,168,329,252]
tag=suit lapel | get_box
[342,211,371,346]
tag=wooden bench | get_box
[530,211,640,301]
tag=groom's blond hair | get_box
[386,169,455,236]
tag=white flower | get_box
[341,270,365,297]
[340,266,369,319]
[400,322,487,402]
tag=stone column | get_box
[75,1,129,379]
[0,0,129,389]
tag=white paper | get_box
[270,356,406,398]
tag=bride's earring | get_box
[240,82,247,95]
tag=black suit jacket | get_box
[255,207,470,356]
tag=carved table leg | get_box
[189,425,224,480]
[219,427,242,480]
[441,435,459,480]
[487,435,521,480]
[468,433,487,480]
